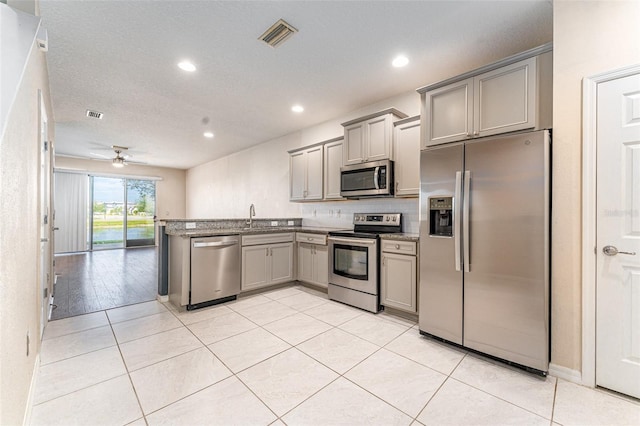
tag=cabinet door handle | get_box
[396,182,399,193]
[395,244,400,249]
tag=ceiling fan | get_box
[111,146,128,168]
[89,145,147,168]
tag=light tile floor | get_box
[31,286,640,426]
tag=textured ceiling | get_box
[40,1,552,170]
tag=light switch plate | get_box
[185,222,196,229]
[287,220,294,226]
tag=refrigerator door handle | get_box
[463,170,471,273]
[454,171,462,272]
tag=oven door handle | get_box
[328,237,376,245]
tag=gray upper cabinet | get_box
[419,44,552,148]
[474,57,537,137]
[289,136,344,202]
[289,145,323,201]
[342,108,408,165]
[423,78,473,146]
[393,116,421,197]
[323,137,344,200]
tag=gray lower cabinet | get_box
[296,233,328,288]
[241,233,294,291]
[380,239,418,313]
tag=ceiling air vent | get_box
[259,19,298,48]
[86,110,104,119]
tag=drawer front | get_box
[295,232,327,245]
[381,239,417,255]
[242,232,294,246]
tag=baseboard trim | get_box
[156,294,169,303]
[23,354,40,426]
[549,363,582,384]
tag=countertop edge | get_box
[379,233,419,242]
[166,226,348,238]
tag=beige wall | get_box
[551,1,640,371]
[0,11,52,425]
[54,157,187,220]
[186,91,422,232]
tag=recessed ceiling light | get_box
[392,55,409,68]
[203,132,214,138]
[291,105,304,113]
[178,61,196,72]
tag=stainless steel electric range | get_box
[327,213,403,313]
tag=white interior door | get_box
[596,72,640,398]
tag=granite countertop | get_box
[379,233,419,242]
[166,226,348,238]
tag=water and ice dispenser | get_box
[429,197,453,237]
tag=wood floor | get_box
[52,247,158,320]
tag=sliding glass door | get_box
[90,176,156,250]
[92,177,125,249]
[126,179,156,247]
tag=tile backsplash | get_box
[298,198,419,234]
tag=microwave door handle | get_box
[374,167,380,190]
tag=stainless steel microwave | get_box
[340,159,394,198]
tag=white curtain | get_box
[54,172,88,253]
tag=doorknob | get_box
[53,227,59,231]
[603,245,636,256]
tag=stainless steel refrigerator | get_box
[418,129,550,373]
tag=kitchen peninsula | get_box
[158,218,346,310]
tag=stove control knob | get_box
[392,217,397,222]
[386,216,390,222]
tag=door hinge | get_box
[43,214,48,225]
[44,141,49,151]
[43,288,48,299]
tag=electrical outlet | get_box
[271,221,278,226]
[287,220,294,226]
[337,209,341,218]
[185,222,196,229]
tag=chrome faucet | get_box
[248,204,256,228]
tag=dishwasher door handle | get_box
[192,240,238,249]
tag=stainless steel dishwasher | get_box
[189,235,240,310]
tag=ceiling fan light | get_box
[112,157,125,168]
